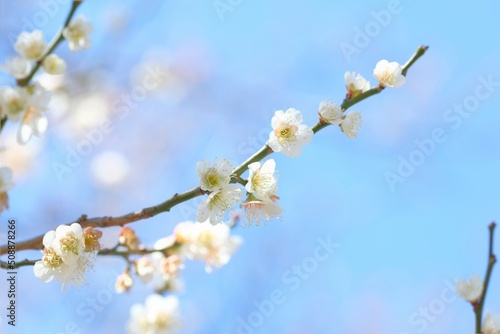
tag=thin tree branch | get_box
[474,222,497,333]
[0,46,428,259]
[0,186,205,256]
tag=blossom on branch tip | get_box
[340,111,362,138]
[14,30,46,61]
[0,56,32,79]
[127,294,181,334]
[197,184,242,225]
[318,100,344,125]
[455,275,483,302]
[63,16,92,52]
[197,158,233,192]
[373,60,405,88]
[42,54,67,75]
[483,312,500,334]
[246,159,278,200]
[267,108,313,158]
[344,72,370,98]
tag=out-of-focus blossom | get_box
[63,16,92,51]
[42,54,67,75]
[0,86,28,122]
[127,294,180,334]
[483,312,500,334]
[14,30,46,60]
[0,56,32,79]
[119,226,140,250]
[115,271,134,294]
[456,275,483,302]
[0,167,14,213]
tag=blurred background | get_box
[1,0,500,333]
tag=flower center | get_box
[204,170,221,189]
[42,248,63,269]
[275,123,297,142]
[60,233,80,255]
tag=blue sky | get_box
[1,0,500,333]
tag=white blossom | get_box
[245,159,278,200]
[456,275,483,302]
[127,294,181,334]
[344,71,370,98]
[63,16,92,52]
[0,56,32,79]
[33,223,102,290]
[197,158,233,192]
[267,108,313,158]
[42,54,66,75]
[0,86,28,122]
[241,196,282,226]
[183,222,242,272]
[197,184,242,225]
[483,312,500,334]
[135,252,184,291]
[318,100,344,125]
[17,83,51,145]
[373,59,405,88]
[33,230,89,290]
[14,30,46,61]
[340,111,362,138]
[52,223,85,264]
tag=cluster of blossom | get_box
[196,157,281,226]
[33,223,103,290]
[114,222,242,295]
[455,275,500,333]
[126,294,181,334]
[194,59,406,226]
[112,222,242,332]
[0,16,92,145]
[318,59,406,139]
